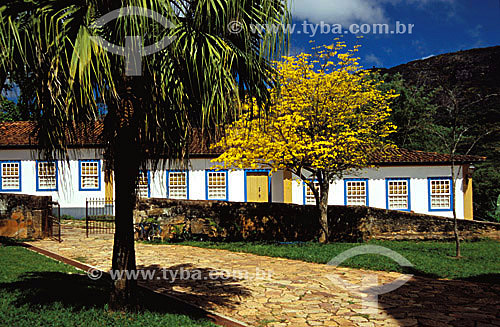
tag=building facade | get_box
[0,122,482,219]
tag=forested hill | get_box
[377,46,500,221]
[383,45,500,92]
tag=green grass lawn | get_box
[0,239,215,327]
[178,239,500,282]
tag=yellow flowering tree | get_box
[214,41,398,243]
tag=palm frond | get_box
[0,0,290,167]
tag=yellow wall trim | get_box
[283,171,292,203]
[463,165,474,220]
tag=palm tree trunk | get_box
[318,179,330,244]
[109,124,140,311]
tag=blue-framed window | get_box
[205,170,228,201]
[36,161,58,191]
[0,160,21,192]
[167,170,189,199]
[386,178,410,211]
[344,178,369,206]
[137,170,150,198]
[244,169,271,202]
[428,177,453,211]
[78,160,101,191]
[303,180,319,205]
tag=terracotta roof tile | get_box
[0,121,37,147]
[0,121,103,147]
[0,121,486,164]
[364,147,485,165]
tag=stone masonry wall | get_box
[329,205,500,241]
[135,199,500,242]
[0,193,52,239]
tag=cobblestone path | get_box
[27,225,500,327]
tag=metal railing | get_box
[48,201,62,242]
[85,198,115,237]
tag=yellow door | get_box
[246,172,269,202]
[105,172,114,201]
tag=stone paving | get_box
[27,225,500,327]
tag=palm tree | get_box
[0,0,289,309]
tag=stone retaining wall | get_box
[135,199,500,242]
[0,193,52,239]
[329,205,500,241]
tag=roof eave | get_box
[373,160,486,166]
[0,144,104,150]
[0,146,486,165]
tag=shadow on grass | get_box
[0,264,251,317]
[0,236,34,245]
[401,266,500,284]
[0,272,113,309]
[459,273,500,284]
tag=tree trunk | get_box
[318,179,330,244]
[109,125,140,311]
[451,166,461,258]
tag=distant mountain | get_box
[377,46,500,221]
[381,46,500,93]
[377,45,500,137]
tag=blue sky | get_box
[3,0,499,101]
[288,0,500,68]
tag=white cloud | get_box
[288,45,307,56]
[412,39,428,55]
[420,54,435,60]
[290,0,456,25]
[291,0,387,25]
[468,24,483,38]
[365,54,384,67]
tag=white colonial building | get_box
[0,121,482,219]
